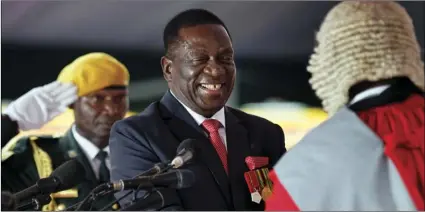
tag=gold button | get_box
[112,203,120,210]
[56,204,66,211]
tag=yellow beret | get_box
[57,52,130,96]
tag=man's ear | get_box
[161,56,173,82]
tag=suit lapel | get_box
[225,108,252,210]
[158,91,233,206]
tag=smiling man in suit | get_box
[109,9,286,210]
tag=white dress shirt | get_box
[349,84,391,105]
[72,125,110,179]
[170,91,228,150]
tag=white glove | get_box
[3,81,78,131]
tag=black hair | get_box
[163,8,231,58]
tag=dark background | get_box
[2,1,424,110]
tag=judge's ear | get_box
[161,56,173,83]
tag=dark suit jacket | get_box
[109,91,286,211]
[1,130,117,211]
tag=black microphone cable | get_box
[67,183,110,211]
[99,179,158,211]
[77,184,105,211]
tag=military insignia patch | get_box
[67,150,77,158]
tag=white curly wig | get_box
[307,1,424,115]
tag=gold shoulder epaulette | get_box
[1,134,60,162]
[1,135,37,162]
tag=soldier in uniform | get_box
[1,52,130,211]
[2,81,77,211]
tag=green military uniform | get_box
[2,52,130,211]
[1,130,119,211]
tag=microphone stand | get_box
[75,184,114,211]
[63,183,114,211]
[16,193,52,211]
[99,185,157,211]
[99,163,173,211]
[63,162,174,211]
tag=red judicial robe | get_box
[266,93,424,211]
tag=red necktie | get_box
[202,119,228,174]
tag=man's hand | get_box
[3,81,78,131]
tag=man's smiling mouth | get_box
[200,83,223,90]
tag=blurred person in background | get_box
[109,9,286,210]
[266,1,424,211]
[1,82,77,211]
[1,52,130,211]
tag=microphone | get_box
[120,190,165,211]
[109,169,195,192]
[1,191,16,210]
[13,159,85,204]
[136,138,196,178]
[136,162,171,177]
[69,163,172,212]
[74,169,195,211]
[170,138,197,168]
[95,140,197,211]
[15,193,52,211]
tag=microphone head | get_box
[50,159,86,190]
[151,169,196,189]
[176,139,196,155]
[1,191,16,210]
[175,169,196,189]
[172,139,197,168]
